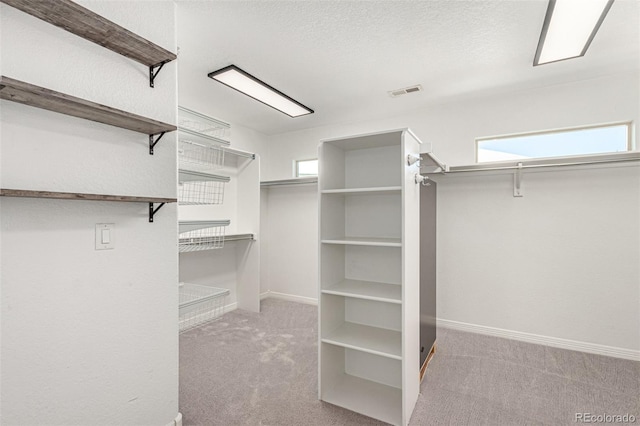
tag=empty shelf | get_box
[179,220,230,252]
[261,177,318,187]
[224,146,256,160]
[224,233,255,242]
[321,186,401,195]
[179,283,229,309]
[179,128,230,147]
[0,76,176,135]
[179,220,230,234]
[0,188,176,203]
[1,0,177,67]
[322,373,401,426]
[179,283,229,332]
[322,279,401,304]
[321,237,402,247]
[322,322,401,360]
[178,170,230,183]
[178,107,230,144]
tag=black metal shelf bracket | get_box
[149,61,167,88]
[149,202,166,223]
[149,132,166,155]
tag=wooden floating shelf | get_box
[0,76,176,135]
[1,0,176,68]
[0,189,176,204]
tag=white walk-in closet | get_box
[0,1,638,426]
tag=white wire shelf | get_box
[178,106,230,144]
[179,139,226,172]
[224,233,255,242]
[260,177,318,187]
[179,282,229,332]
[179,220,230,252]
[224,146,256,160]
[178,170,230,205]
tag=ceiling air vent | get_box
[388,84,423,98]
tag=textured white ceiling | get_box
[176,0,639,135]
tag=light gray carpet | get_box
[180,299,639,425]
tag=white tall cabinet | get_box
[318,129,422,426]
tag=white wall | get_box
[1,2,179,424]
[262,184,318,302]
[261,72,640,357]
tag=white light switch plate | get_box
[95,223,115,250]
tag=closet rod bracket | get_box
[149,132,166,155]
[149,202,166,222]
[415,174,431,186]
[513,162,523,197]
[149,61,168,88]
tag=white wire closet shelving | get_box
[178,170,230,205]
[178,106,231,145]
[179,282,229,332]
[179,139,225,171]
[179,220,230,252]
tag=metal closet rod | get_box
[444,154,640,174]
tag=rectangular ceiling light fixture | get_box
[534,0,614,66]
[208,65,314,118]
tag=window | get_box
[476,123,632,163]
[295,158,318,177]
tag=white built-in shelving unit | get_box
[318,129,422,426]
[178,107,260,324]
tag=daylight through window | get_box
[296,159,318,177]
[477,123,631,163]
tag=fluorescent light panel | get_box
[208,65,313,118]
[534,0,614,66]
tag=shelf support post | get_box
[513,162,523,197]
[149,202,166,223]
[149,61,167,88]
[149,132,166,155]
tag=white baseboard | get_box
[260,290,318,306]
[437,318,640,361]
[223,301,238,314]
[166,412,182,426]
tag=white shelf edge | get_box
[322,322,402,360]
[178,127,231,147]
[261,177,318,187]
[178,169,230,183]
[321,186,401,194]
[178,220,230,234]
[322,339,402,361]
[321,289,401,305]
[321,237,402,247]
[321,279,402,304]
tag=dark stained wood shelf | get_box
[0,0,177,68]
[0,76,176,135]
[0,189,176,204]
